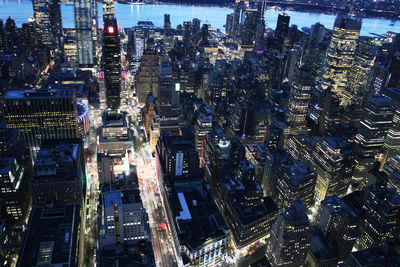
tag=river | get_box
[0,0,399,37]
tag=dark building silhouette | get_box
[103,18,121,110]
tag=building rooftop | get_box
[350,242,400,266]
[282,200,309,225]
[104,190,142,209]
[308,235,336,263]
[32,141,81,182]
[3,88,74,100]
[0,157,15,176]
[230,193,278,226]
[321,195,358,219]
[284,161,315,186]
[325,136,350,150]
[102,111,128,128]
[18,205,80,267]
[168,186,228,251]
[100,241,155,267]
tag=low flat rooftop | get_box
[3,88,74,99]
[18,205,80,267]
[168,187,228,251]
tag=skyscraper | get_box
[74,0,94,66]
[266,201,311,267]
[32,0,63,53]
[4,17,18,50]
[103,0,115,20]
[303,22,325,79]
[321,15,361,103]
[355,182,400,250]
[353,96,394,186]
[318,195,360,263]
[0,127,32,225]
[164,14,171,35]
[201,24,209,46]
[313,137,354,202]
[0,19,5,52]
[241,8,259,47]
[30,139,86,206]
[2,88,79,150]
[194,104,213,155]
[275,161,316,209]
[274,13,290,52]
[346,39,374,104]
[287,67,313,135]
[103,18,121,110]
[383,153,400,193]
[135,49,159,104]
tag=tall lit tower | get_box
[352,96,394,186]
[32,0,63,53]
[287,67,313,134]
[321,15,361,103]
[103,18,121,110]
[274,13,290,52]
[266,201,311,266]
[164,14,171,35]
[103,0,115,20]
[74,0,94,67]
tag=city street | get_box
[135,135,179,267]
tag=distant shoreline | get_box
[61,0,400,21]
[114,1,399,21]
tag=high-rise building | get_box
[74,0,94,67]
[21,21,39,53]
[194,104,213,155]
[4,17,18,50]
[313,137,354,202]
[380,87,400,169]
[103,18,121,110]
[348,241,400,266]
[135,49,159,104]
[241,8,259,47]
[0,127,32,224]
[192,18,201,36]
[266,201,311,267]
[0,19,5,52]
[275,161,316,210]
[382,153,400,193]
[304,22,326,80]
[30,139,86,206]
[318,195,360,263]
[201,24,209,46]
[156,135,202,186]
[355,183,400,250]
[274,13,290,52]
[225,13,234,36]
[100,190,149,246]
[2,89,79,150]
[149,58,183,152]
[321,15,361,102]
[164,14,171,35]
[345,39,374,104]
[286,67,313,135]
[254,18,265,52]
[232,1,245,40]
[103,0,115,20]
[32,0,63,53]
[353,96,394,186]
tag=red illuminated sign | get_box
[107,26,114,34]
